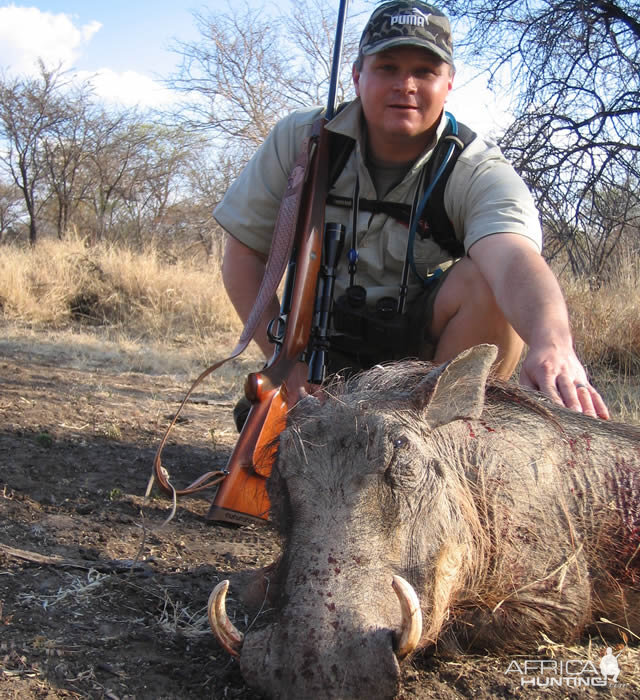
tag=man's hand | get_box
[520,345,609,419]
[469,234,610,420]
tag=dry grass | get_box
[0,235,239,339]
[564,255,640,375]
[0,235,264,381]
[1,235,640,419]
[559,251,640,422]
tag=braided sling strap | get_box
[150,119,324,498]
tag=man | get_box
[214,0,609,420]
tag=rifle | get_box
[208,0,350,525]
[151,0,351,526]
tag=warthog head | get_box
[211,345,501,699]
[210,343,640,697]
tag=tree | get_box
[168,0,360,165]
[83,108,153,243]
[0,179,23,242]
[40,82,95,239]
[0,63,67,244]
[181,148,242,259]
[116,124,206,247]
[442,0,640,277]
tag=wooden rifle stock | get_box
[207,119,332,525]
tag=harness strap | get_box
[327,111,476,259]
[327,194,433,236]
[327,194,411,223]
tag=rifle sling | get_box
[150,118,325,498]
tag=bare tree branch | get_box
[166,0,360,167]
[442,0,640,278]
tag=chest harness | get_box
[321,109,476,366]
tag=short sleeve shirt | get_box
[214,99,542,306]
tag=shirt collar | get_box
[326,98,450,172]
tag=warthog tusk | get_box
[391,574,423,659]
[208,580,244,657]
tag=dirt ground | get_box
[1,338,639,699]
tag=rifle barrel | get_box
[325,0,350,120]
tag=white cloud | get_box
[77,68,176,109]
[0,4,101,75]
[0,5,175,108]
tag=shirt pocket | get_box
[382,217,411,278]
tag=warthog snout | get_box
[238,615,402,700]
[209,575,422,700]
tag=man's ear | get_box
[352,63,361,97]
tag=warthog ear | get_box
[411,344,498,428]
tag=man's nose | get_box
[393,72,417,92]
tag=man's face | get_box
[353,46,453,159]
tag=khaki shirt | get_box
[214,99,542,306]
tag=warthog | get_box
[210,344,640,700]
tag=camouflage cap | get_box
[358,1,454,66]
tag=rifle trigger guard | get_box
[267,315,286,344]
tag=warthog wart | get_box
[210,344,640,700]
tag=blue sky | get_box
[0,1,510,131]
[31,0,201,74]
[0,1,206,105]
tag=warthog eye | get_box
[383,434,420,491]
[393,435,409,450]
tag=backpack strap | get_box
[325,108,476,259]
[328,101,356,187]
[420,120,476,258]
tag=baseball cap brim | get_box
[361,37,454,65]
